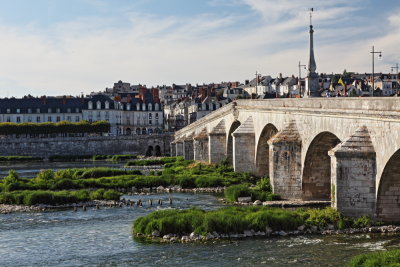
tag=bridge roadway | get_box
[171,98,400,221]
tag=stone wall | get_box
[0,134,172,157]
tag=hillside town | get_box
[1,71,399,135]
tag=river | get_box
[1,163,400,266]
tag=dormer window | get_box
[88,101,93,110]
[28,108,32,114]
[16,109,20,114]
[127,104,131,111]
[142,103,146,111]
[6,109,10,114]
[148,103,152,111]
[67,108,71,113]
[36,108,40,113]
[155,103,159,111]
[136,103,140,110]
[56,108,60,113]
[96,101,101,109]
[105,101,109,109]
[48,108,52,113]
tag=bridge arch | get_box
[255,123,278,177]
[376,149,400,222]
[302,131,341,200]
[226,120,241,164]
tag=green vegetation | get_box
[224,178,279,202]
[0,157,271,205]
[49,155,94,162]
[0,156,43,162]
[126,157,180,166]
[347,249,400,267]
[0,120,110,135]
[133,206,372,237]
[0,189,121,205]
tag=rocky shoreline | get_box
[135,225,400,243]
[0,200,124,214]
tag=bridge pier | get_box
[183,137,194,160]
[268,121,302,199]
[176,140,184,157]
[232,117,255,173]
[329,126,376,218]
[209,120,227,164]
[170,141,177,156]
[193,128,209,162]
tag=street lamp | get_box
[298,61,306,97]
[370,46,382,93]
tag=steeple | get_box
[304,8,319,97]
[308,24,316,73]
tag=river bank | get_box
[135,224,400,244]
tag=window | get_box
[136,103,140,110]
[155,113,159,119]
[96,101,101,109]
[149,113,152,118]
[67,108,71,113]
[105,111,109,118]
[28,108,32,114]
[155,103,159,111]
[48,108,52,113]
[149,119,152,125]
[37,116,41,122]
[148,103,152,111]
[127,104,131,110]
[16,117,21,123]
[16,109,20,113]
[28,116,32,122]
[67,116,71,121]
[56,116,61,122]
[48,116,52,122]
[7,117,11,122]
[56,108,60,113]
[75,108,79,113]
[105,101,109,109]
[75,116,80,122]
[6,109,10,114]
[88,101,93,109]
[36,108,40,113]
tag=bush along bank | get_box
[347,248,400,267]
[0,156,43,162]
[132,206,390,243]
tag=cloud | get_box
[0,1,398,97]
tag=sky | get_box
[0,0,399,97]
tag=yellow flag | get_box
[338,78,345,86]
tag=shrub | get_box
[103,189,121,200]
[224,184,252,202]
[348,249,400,267]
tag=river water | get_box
[1,163,400,266]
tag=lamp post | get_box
[298,61,306,97]
[370,46,382,93]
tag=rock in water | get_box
[152,230,160,237]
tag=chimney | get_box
[127,94,131,103]
[279,73,283,80]
[245,80,249,85]
[41,95,47,105]
[62,95,67,105]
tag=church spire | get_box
[308,8,316,74]
[304,8,319,97]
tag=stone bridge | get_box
[171,98,400,221]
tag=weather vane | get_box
[309,8,314,25]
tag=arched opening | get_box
[142,128,147,135]
[126,128,132,135]
[155,145,161,156]
[255,124,278,177]
[302,132,341,200]
[145,146,154,157]
[226,121,241,164]
[136,128,141,135]
[377,149,400,222]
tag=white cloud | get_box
[0,2,398,97]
